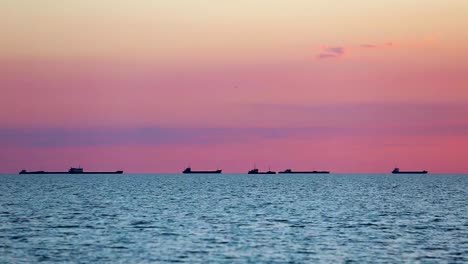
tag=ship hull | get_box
[248,172,276,174]
[183,170,222,174]
[392,171,427,174]
[19,171,124,174]
[279,171,330,174]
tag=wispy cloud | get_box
[326,47,345,54]
[360,44,377,48]
[317,46,346,59]
[360,42,394,49]
[318,53,339,59]
[318,41,397,59]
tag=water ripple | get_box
[0,173,467,263]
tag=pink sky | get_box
[1,1,468,173]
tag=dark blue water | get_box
[0,174,467,263]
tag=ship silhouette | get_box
[392,168,428,174]
[248,168,276,174]
[19,167,123,174]
[279,169,330,174]
[183,167,222,174]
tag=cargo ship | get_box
[279,169,330,174]
[248,168,276,174]
[392,168,428,174]
[19,167,123,174]
[183,167,222,174]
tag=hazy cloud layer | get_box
[0,126,333,148]
[2,103,468,149]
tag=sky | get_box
[1,0,468,173]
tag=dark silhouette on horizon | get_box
[248,168,276,174]
[19,167,123,174]
[392,168,428,174]
[15,166,434,175]
[182,167,222,174]
[278,169,330,174]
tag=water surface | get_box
[0,174,467,263]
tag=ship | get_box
[19,167,123,174]
[248,168,276,174]
[183,167,222,174]
[279,169,330,174]
[392,168,428,174]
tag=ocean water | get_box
[0,173,466,263]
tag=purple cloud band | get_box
[2,103,468,149]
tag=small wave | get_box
[108,246,128,249]
[358,222,378,227]
[167,260,184,263]
[413,226,429,230]
[184,250,209,254]
[52,225,80,229]
[270,219,290,223]
[160,232,179,236]
[130,220,153,226]
[296,250,315,255]
[11,218,30,224]
[290,224,306,228]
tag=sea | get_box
[0,173,466,263]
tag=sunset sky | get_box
[1,0,468,173]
